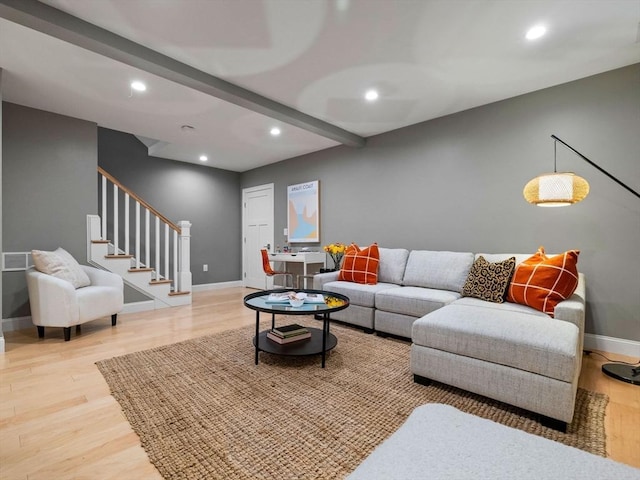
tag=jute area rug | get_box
[96,318,608,480]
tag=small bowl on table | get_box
[289,298,304,308]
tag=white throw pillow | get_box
[32,248,91,288]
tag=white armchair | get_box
[26,265,124,341]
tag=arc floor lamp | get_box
[524,134,640,385]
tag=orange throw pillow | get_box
[338,243,380,285]
[507,246,580,317]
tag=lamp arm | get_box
[551,135,640,200]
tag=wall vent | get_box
[2,252,34,271]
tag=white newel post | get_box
[101,175,107,240]
[86,214,101,262]
[177,221,192,293]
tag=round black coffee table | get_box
[243,289,349,368]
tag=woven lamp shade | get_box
[523,172,590,207]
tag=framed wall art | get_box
[287,180,320,243]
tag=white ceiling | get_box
[1,0,639,172]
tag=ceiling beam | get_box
[0,0,366,148]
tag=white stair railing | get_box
[97,167,192,294]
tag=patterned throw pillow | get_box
[507,246,579,317]
[462,256,516,303]
[338,243,380,285]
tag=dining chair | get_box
[260,249,294,289]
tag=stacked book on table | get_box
[267,323,311,344]
[265,292,326,304]
[265,292,296,303]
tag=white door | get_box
[242,184,274,289]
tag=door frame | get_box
[242,183,275,288]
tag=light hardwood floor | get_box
[1,287,638,479]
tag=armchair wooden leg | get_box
[63,327,71,342]
[111,314,117,326]
[37,326,45,339]
[76,325,81,334]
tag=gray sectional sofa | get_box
[313,248,585,429]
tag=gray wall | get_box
[98,128,242,285]
[2,102,98,318]
[241,64,640,342]
[0,70,4,347]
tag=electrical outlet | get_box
[203,264,208,272]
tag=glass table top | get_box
[243,289,349,314]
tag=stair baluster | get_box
[124,193,130,255]
[154,216,160,281]
[113,183,119,254]
[145,209,150,269]
[135,201,141,270]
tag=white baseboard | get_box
[0,335,4,353]
[0,284,243,334]
[2,316,32,332]
[192,280,243,292]
[121,300,156,314]
[1,301,155,333]
[584,333,640,359]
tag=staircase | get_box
[86,168,192,308]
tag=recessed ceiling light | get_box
[270,127,281,136]
[335,0,350,12]
[526,24,546,40]
[131,81,147,92]
[365,89,379,101]
[199,155,208,162]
